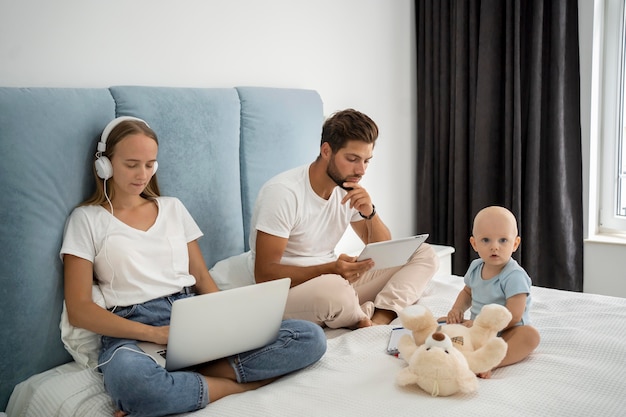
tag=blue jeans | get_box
[98,293,326,417]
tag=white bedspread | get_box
[7,275,626,417]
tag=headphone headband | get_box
[95,116,155,180]
[98,116,149,153]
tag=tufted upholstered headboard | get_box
[0,86,323,409]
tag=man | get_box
[213,109,439,328]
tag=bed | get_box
[6,272,626,416]
[1,86,625,416]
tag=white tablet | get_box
[356,234,429,270]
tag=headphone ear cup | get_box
[95,156,113,180]
[152,161,159,176]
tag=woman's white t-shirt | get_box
[60,196,203,308]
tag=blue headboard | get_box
[0,86,323,409]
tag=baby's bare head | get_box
[472,206,518,238]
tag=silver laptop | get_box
[137,277,291,371]
[356,234,429,270]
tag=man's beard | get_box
[326,155,353,190]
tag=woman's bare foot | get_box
[110,378,275,416]
[205,376,277,402]
[197,358,236,379]
[198,359,278,402]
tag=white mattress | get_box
[7,274,626,417]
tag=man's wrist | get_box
[359,204,376,220]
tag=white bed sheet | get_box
[7,274,626,417]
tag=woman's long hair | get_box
[81,119,161,207]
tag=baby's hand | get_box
[446,309,464,324]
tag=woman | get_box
[61,116,326,417]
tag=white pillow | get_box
[209,251,256,290]
[59,285,105,369]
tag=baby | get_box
[444,206,540,378]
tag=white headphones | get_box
[95,116,159,180]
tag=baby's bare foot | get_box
[477,370,492,379]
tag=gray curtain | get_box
[415,0,583,291]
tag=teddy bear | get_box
[396,328,479,396]
[396,303,511,396]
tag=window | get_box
[599,0,626,232]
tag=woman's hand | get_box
[149,325,170,345]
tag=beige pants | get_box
[283,243,440,328]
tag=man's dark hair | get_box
[321,109,378,152]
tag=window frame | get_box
[599,0,626,232]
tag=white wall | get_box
[2,0,622,295]
[0,0,416,252]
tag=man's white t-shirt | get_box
[249,164,362,267]
[60,196,203,308]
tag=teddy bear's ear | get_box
[396,368,420,386]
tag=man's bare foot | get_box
[354,317,373,329]
[371,308,396,325]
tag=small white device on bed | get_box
[386,321,447,356]
[137,277,291,371]
[356,234,429,270]
[386,327,413,355]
